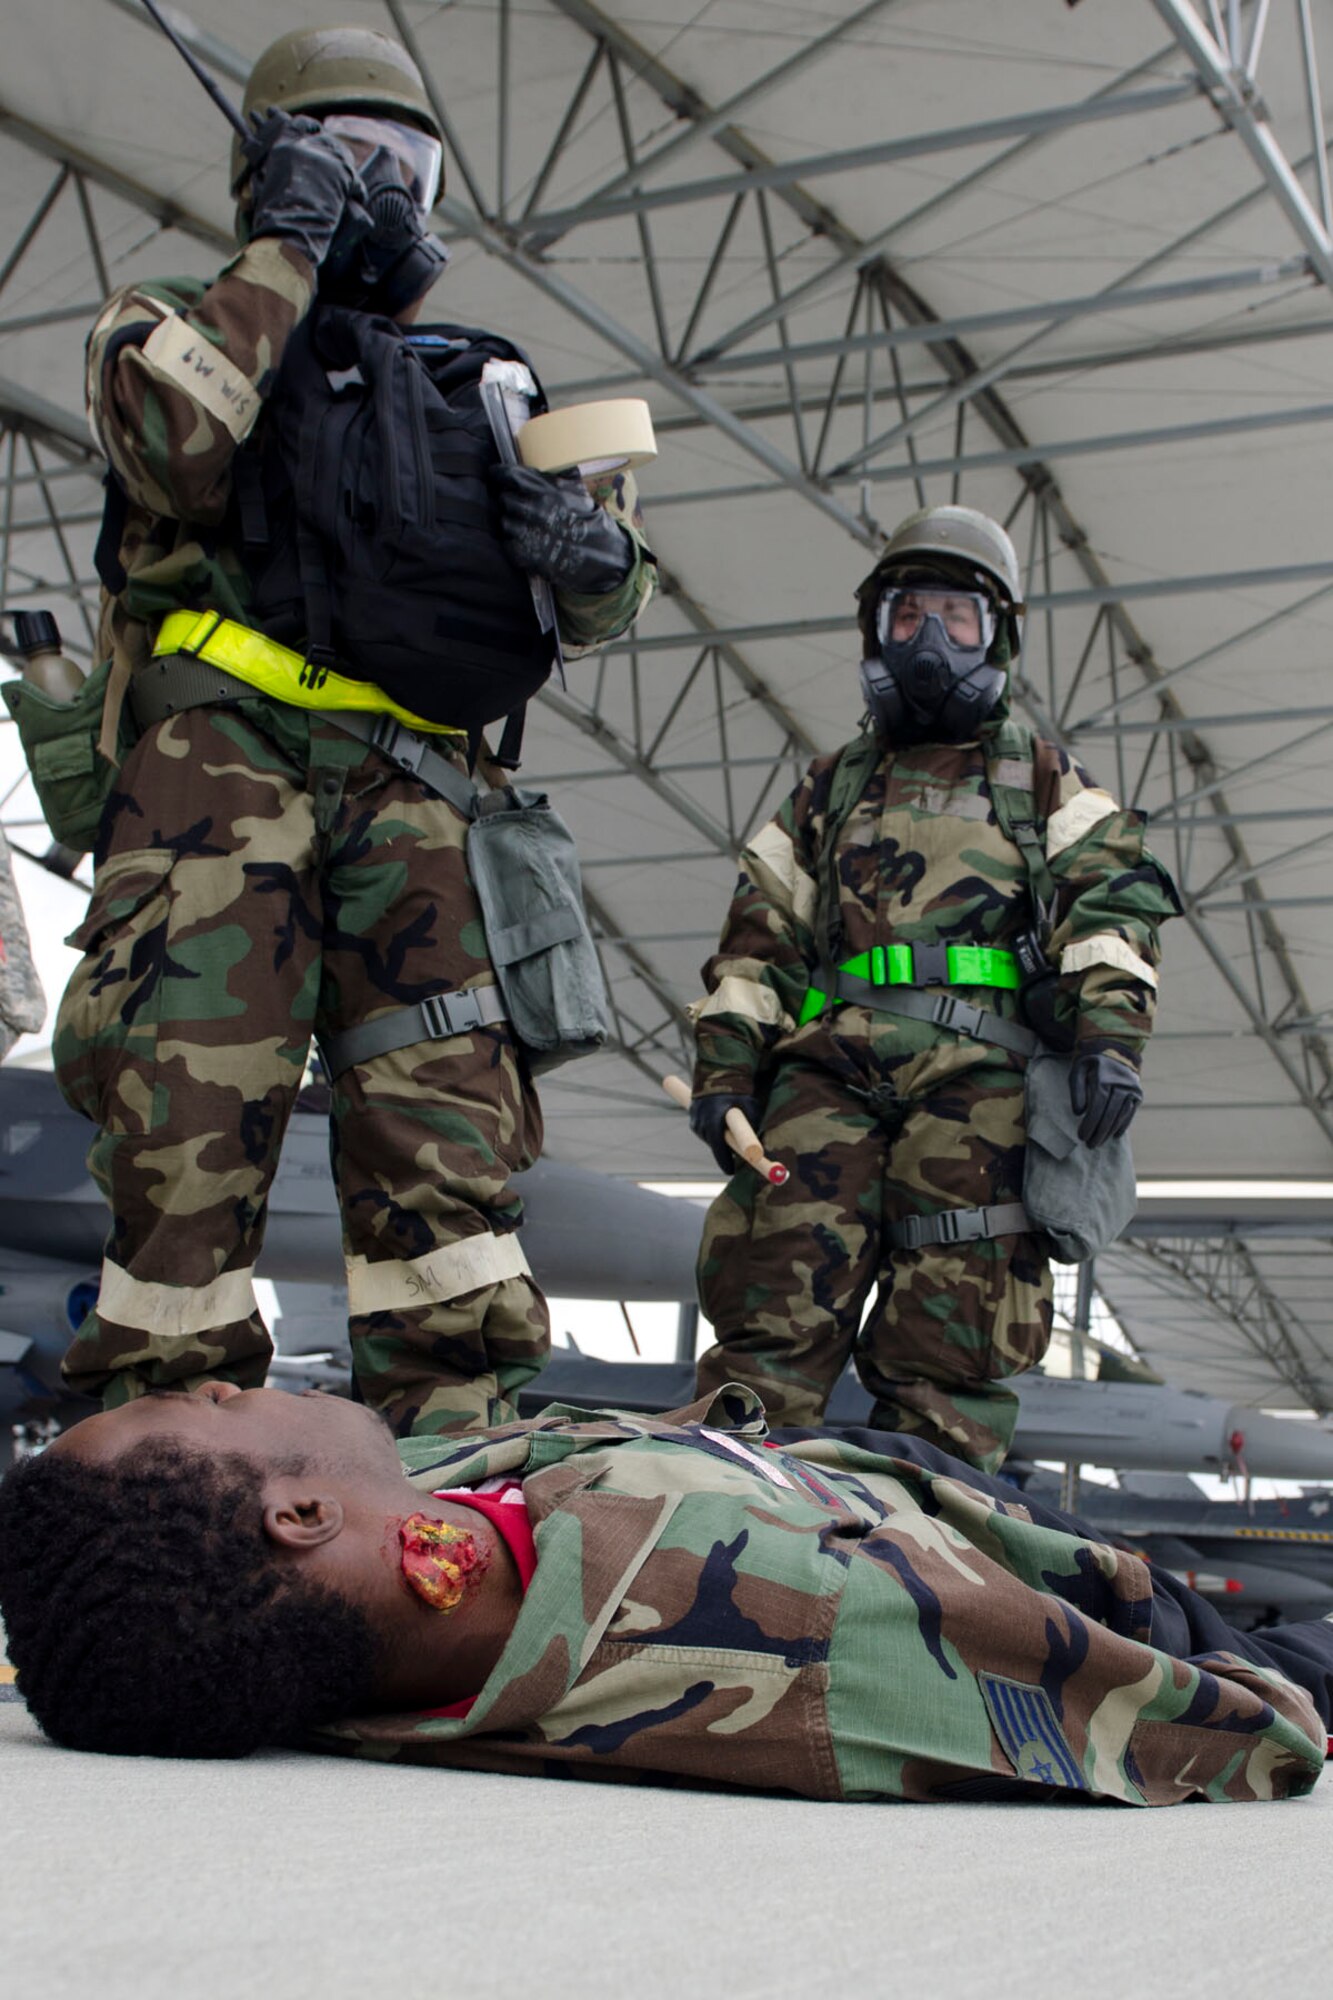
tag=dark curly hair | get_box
[0,1437,382,1758]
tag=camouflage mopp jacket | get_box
[692,726,1181,1099]
[316,1392,1324,1805]
[86,237,656,689]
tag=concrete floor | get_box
[2,1688,1331,2000]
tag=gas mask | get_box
[859,582,1007,743]
[319,113,450,317]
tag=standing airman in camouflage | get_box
[688,506,1178,1472]
[54,25,654,1434]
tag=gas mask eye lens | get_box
[887,593,926,642]
[320,113,444,215]
[876,586,995,654]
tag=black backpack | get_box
[230,305,556,733]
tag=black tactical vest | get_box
[231,306,555,731]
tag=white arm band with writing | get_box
[346,1231,531,1315]
[141,314,261,442]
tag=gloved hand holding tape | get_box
[480,373,658,674]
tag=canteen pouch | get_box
[2,660,135,852]
[1023,1048,1137,1262]
[467,785,609,1073]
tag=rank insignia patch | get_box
[979,1673,1087,1790]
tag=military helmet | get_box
[231,24,443,191]
[856,504,1023,654]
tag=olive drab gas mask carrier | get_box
[314,756,611,1082]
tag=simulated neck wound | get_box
[399,1512,490,1613]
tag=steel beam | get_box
[0,102,229,252]
[645,399,1333,510]
[1116,1237,1329,1407]
[0,378,99,458]
[0,168,69,301]
[521,81,1201,235]
[1153,807,1333,829]
[433,193,879,550]
[1192,895,1333,913]
[681,41,1185,366]
[0,302,105,339]
[1150,0,1333,288]
[102,0,250,85]
[591,563,1333,655]
[1297,0,1333,233]
[830,143,1333,478]
[560,310,1333,418]
[382,0,490,218]
[527,0,903,242]
[1077,701,1333,737]
[688,258,1310,372]
[1073,580,1333,730]
[537,684,736,859]
[1194,822,1333,897]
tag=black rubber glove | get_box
[245,110,368,273]
[1068,1052,1143,1149]
[689,1094,762,1176]
[492,465,634,594]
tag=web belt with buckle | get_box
[800,943,1039,1059]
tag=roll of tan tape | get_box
[517,398,657,477]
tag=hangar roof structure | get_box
[3,0,1333,1412]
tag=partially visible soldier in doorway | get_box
[687,505,1178,1472]
[55,24,655,1434]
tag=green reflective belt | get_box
[799,941,1021,1028]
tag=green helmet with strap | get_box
[230,24,443,193]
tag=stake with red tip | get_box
[661,1075,790,1186]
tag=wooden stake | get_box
[661,1075,790,1186]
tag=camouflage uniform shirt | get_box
[692,726,1179,1100]
[317,1392,1324,1805]
[86,235,655,708]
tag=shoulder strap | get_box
[814,729,880,965]
[93,471,130,594]
[984,718,1057,936]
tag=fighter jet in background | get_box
[1025,1470,1333,1632]
[0,1065,701,1454]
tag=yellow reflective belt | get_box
[153,611,465,739]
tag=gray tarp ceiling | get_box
[4,0,1333,1407]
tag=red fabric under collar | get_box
[420,1483,537,1720]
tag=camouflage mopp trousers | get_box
[695,1032,1053,1472]
[54,700,549,1434]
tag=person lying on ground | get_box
[0,1383,1328,1806]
